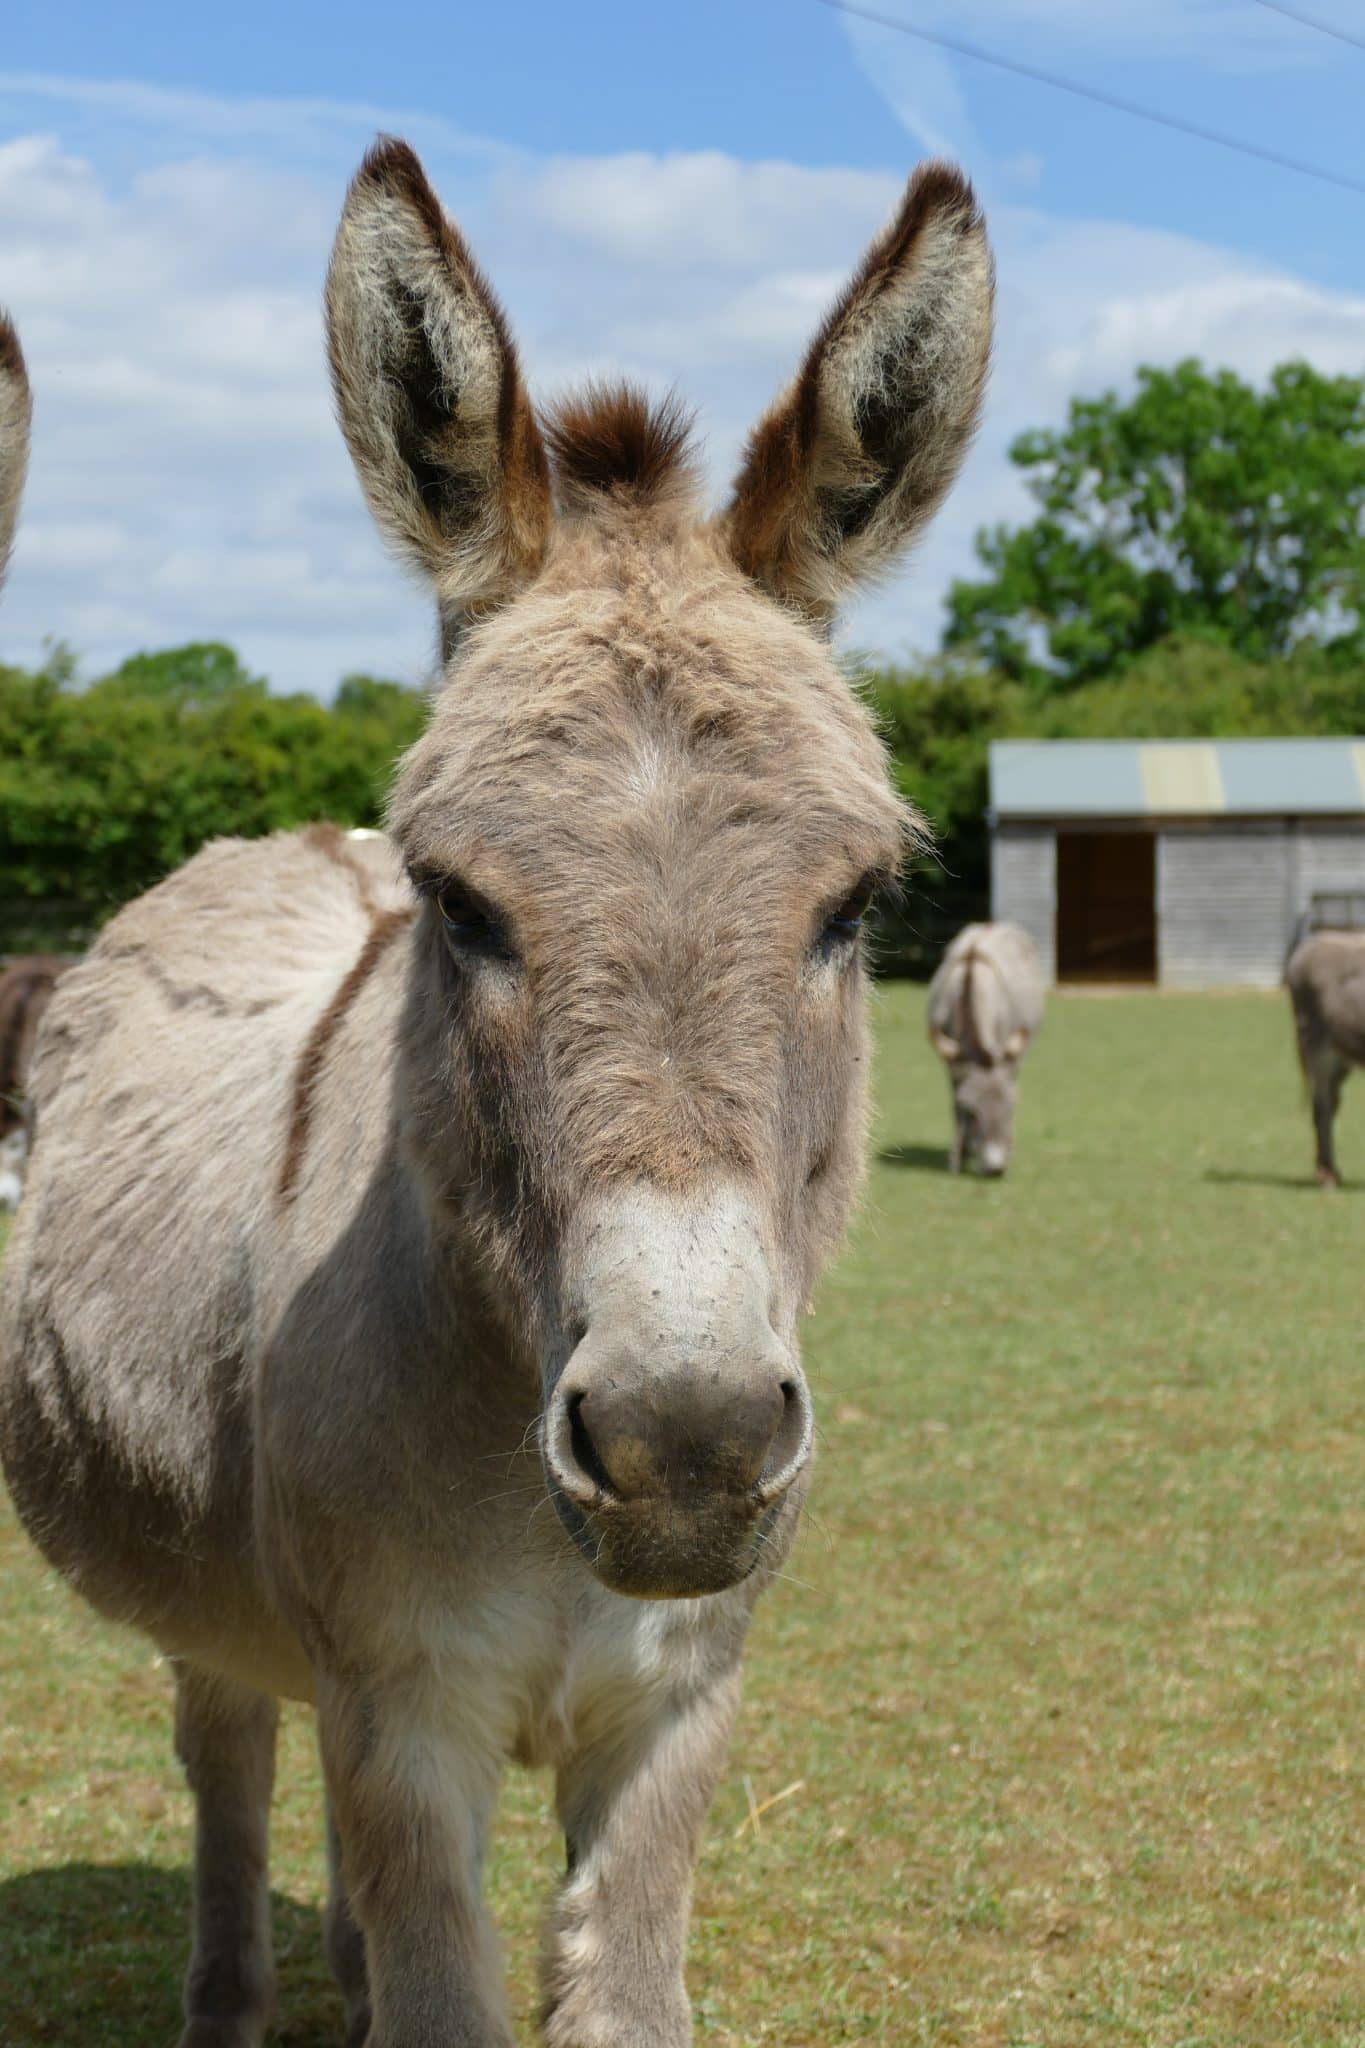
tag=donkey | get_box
[1286,927,1365,1186]
[0,955,68,1209]
[927,921,1044,1176]
[0,141,993,2048]
[0,313,39,1208]
[0,308,30,589]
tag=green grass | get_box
[2,986,1363,2046]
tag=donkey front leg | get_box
[542,1669,741,2048]
[324,1793,371,2048]
[173,1663,279,2048]
[318,1676,512,2048]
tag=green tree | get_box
[947,359,1365,689]
[333,672,424,721]
[860,659,1027,973]
[0,646,430,944]
[90,641,266,707]
[858,634,1365,972]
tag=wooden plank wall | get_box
[992,820,1365,987]
[991,825,1056,980]
[1158,826,1291,987]
[1297,828,1365,905]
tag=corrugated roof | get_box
[990,738,1365,818]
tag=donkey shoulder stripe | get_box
[300,819,388,919]
[277,906,416,1205]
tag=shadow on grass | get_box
[877,1142,951,1173]
[0,1862,341,2047]
[1203,1168,1357,1193]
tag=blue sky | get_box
[2,0,1362,691]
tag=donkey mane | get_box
[957,945,980,1049]
[542,383,699,516]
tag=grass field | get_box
[2,985,1362,2047]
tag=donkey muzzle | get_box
[542,1183,813,1597]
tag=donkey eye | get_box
[435,879,509,957]
[820,876,877,948]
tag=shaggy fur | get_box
[927,922,1044,1176]
[1286,928,1365,1186]
[326,139,552,650]
[0,309,30,591]
[0,138,993,2048]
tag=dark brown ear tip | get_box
[0,310,25,383]
[353,134,433,203]
[344,135,452,256]
[902,159,985,236]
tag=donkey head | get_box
[939,1042,1026,1178]
[327,140,992,1597]
[0,312,31,595]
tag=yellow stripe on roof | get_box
[1140,743,1225,814]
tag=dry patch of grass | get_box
[2,987,1363,2044]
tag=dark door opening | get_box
[1056,831,1156,981]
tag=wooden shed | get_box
[988,738,1365,986]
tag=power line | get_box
[815,0,1365,198]
[1249,0,1365,55]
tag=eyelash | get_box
[820,876,878,950]
[430,878,513,959]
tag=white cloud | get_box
[839,14,980,167]
[1,86,1363,694]
[506,151,899,271]
[846,209,1365,657]
[833,0,1334,217]
[0,70,510,165]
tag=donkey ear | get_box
[0,311,31,593]
[720,163,992,622]
[326,139,552,628]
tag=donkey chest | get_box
[404,1560,724,1772]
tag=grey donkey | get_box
[927,921,1044,1176]
[1286,927,1365,1186]
[0,308,30,591]
[0,140,994,2047]
[0,313,36,1206]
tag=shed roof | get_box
[990,738,1365,819]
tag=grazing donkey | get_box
[0,308,30,590]
[0,141,993,2048]
[1286,928,1365,1186]
[927,921,1044,1176]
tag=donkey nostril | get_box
[755,1378,811,1500]
[566,1390,616,1500]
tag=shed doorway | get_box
[1056,831,1156,982]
